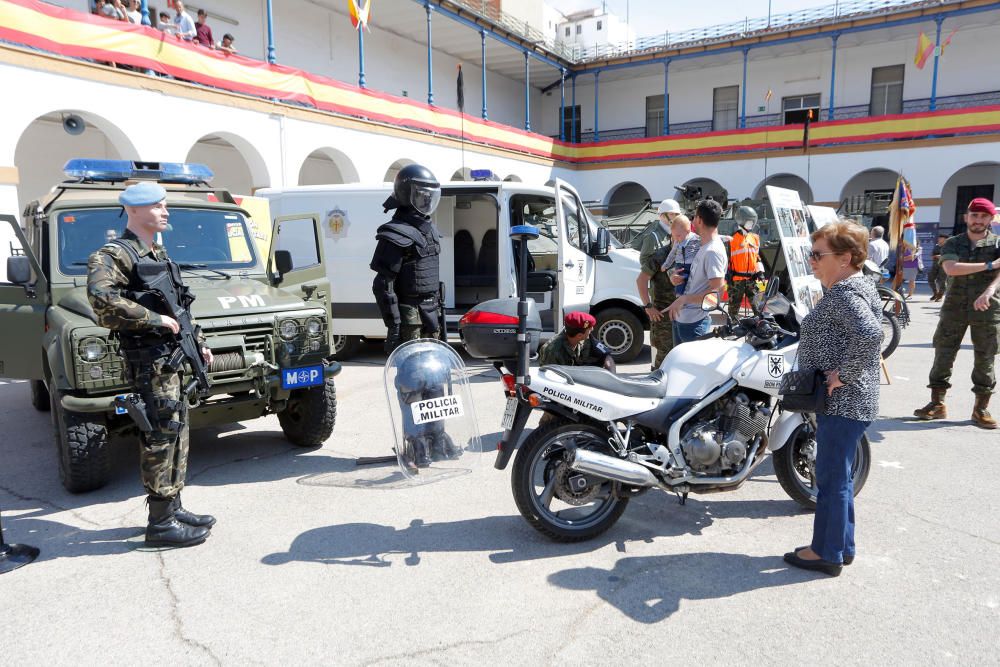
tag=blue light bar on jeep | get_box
[63,159,214,184]
[470,169,497,181]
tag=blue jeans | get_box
[812,414,870,564]
[672,316,711,346]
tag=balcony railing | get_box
[559,90,1000,143]
[449,0,962,65]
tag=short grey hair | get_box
[871,225,885,239]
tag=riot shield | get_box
[383,339,483,482]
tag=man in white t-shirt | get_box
[666,199,727,345]
[868,225,890,269]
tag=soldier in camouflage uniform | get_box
[537,311,614,370]
[914,198,1000,429]
[87,182,216,547]
[636,200,681,370]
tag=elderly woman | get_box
[784,221,882,577]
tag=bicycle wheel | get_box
[880,311,901,359]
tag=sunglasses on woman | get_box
[808,250,838,261]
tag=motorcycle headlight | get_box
[305,317,323,337]
[79,337,107,362]
[278,319,300,341]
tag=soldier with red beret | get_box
[537,311,615,371]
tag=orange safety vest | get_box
[729,231,760,280]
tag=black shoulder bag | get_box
[778,348,827,414]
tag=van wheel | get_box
[331,334,362,360]
[31,379,50,411]
[594,308,643,363]
[278,377,337,446]
[51,385,112,493]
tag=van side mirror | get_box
[274,250,294,275]
[7,255,31,285]
[591,227,610,257]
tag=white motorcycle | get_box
[494,282,871,542]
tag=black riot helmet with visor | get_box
[387,164,441,216]
[735,205,759,231]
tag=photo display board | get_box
[766,186,825,312]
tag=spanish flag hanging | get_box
[349,0,371,30]
[914,31,934,69]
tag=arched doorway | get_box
[838,168,898,229]
[605,181,651,217]
[297,147,360,185]
[383,159,415,183]
[13,110,138,212]
[752,173,814,204]
[940,162,1000,235]
[185,132,270,195]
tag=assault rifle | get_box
[131,260,212,398]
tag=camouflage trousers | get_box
[134,367,189,498]
[650,300,674,369]
[399,300,441,341]
[728,279,753,321]
[928,318,999,395]
[927,262,947,296]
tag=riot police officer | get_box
[87,182,216,548]
[371,165,443,353]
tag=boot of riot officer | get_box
[394,345,462,471]
[370,164,444,354]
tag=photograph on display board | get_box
[766,185,825,313]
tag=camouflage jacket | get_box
[537,331,608,367]
[641,244,676,305]
[87,229,204,340]
[939,231,1000,323]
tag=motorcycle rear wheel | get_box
[773,425,871,510]
[511,420,630,542]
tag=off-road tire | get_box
[331,334,363,360]
[51,386,112,493]
[774,428,871,510]
[594,307,644,363]
[512,420,629,542]
[278,377,337,446]
[880,312,901,360]
[31,379,50,411]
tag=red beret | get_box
[564,311,596,329]
[968,198,997,216]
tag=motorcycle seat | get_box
[541,366,668,399]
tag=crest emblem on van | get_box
[767,354,784,378]
[326,208,350,238]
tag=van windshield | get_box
[56,207,260,275]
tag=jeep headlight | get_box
[79,337,107,362]
[305,317,323,337]
[278,318,299,341]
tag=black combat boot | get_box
[171,493,216,528]
[146,496,210,547]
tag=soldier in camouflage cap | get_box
[914,198,1000,429]
[87,181,217,547]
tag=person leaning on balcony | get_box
[124,0,141,24]
[217,33,237,55]
[157,11,178,36]
[172,0,197,41]
[914,198,1000,429]
[195,9,215,49]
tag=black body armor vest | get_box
[375,210,441,298]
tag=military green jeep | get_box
[0,160,340,493]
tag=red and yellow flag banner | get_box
[914,31,934,69]
[1,0,999,166]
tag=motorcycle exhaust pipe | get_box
[570,448,659,488]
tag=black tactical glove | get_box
[384,325,401,354]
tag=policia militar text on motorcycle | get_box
[86,182,216,548]
[370,164,445,353]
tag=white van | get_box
[258,179,647,361]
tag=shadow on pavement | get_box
[0,508,142,561]
[260,496,801,568]
[548,552,806,623]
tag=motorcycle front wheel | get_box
[511,420,630,542]
[773,424,871,510]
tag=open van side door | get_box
[553,179,596,325]
[0,214,49,379]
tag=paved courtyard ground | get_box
[2,286,998,664]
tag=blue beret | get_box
[119,182,167,207]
